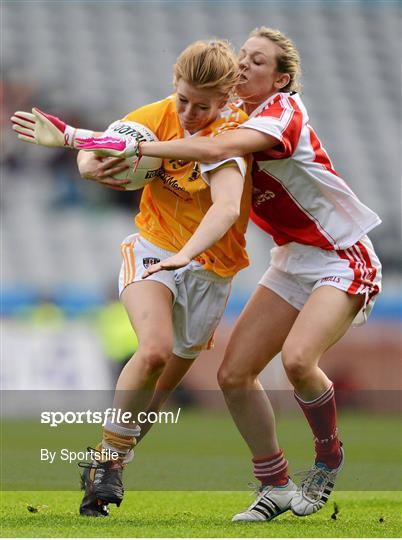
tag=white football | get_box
[103,120,162,190]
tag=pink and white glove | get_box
[75,135,141,158]
[11,108,94,148]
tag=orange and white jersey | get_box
[122,95,252,278]
[239,92,381,250]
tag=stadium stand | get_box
[2,1,401,314]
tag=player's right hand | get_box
[11,108,94,149]
[78,152,131,191]
[142,253,192,278]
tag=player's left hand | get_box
[142,253,192,278]
[11,108,93,148]
[75,135,141,158]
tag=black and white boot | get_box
[232,479,298,522]
[291,446,345,516]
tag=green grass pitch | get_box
[1,490,401,537]
[1,409,401,537]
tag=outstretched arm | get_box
[140,127,276,163]
[142,163,245,277]
[76,127,279,164]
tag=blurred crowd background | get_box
[1,1,401,405]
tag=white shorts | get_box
[259,235,382,326]
[118,234,232,359]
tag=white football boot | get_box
[291,446,345,516]
[232,479,298,522]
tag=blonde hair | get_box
[250,27,302,92]
[173,40,239,96]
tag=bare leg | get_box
[286,287,363,516]
[282,286,363,399]
[112,281,174,420]
[79,281,177,515]
[223,286,300,522]
[218,285,299,458]
[137,354,195,442]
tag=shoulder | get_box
[258,92,307,120]
[203,103,248,137]
[219,103,248,124]
[122,95,178,138]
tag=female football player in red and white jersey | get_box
[79,27,382,522]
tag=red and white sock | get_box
[295,383,342,469]
[253,449,289,486]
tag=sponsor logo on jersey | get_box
[145,168,162,179]
[143,257,161,268]
[156,169,187,192]
[253,187,275,206]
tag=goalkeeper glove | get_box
[75,134,141,158]
[11,108,94,149]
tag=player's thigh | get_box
[221,285,299,377]
[121,280,174,346]
[283,285,363,363]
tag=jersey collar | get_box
[238,92,292,118]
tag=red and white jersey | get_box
[239,92,381,250]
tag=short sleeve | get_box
[240,95,303,158]
[200,157,246,185]
[199,105,248,184]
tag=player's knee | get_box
[217,365,251,390]
[281,344,311,385]
[139,344,172,375]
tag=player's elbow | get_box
[223,202,241,223]
[216,146,246,162]
[200,145,228,163]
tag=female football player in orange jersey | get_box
[11,39,252,518]
[76,27,382,522]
